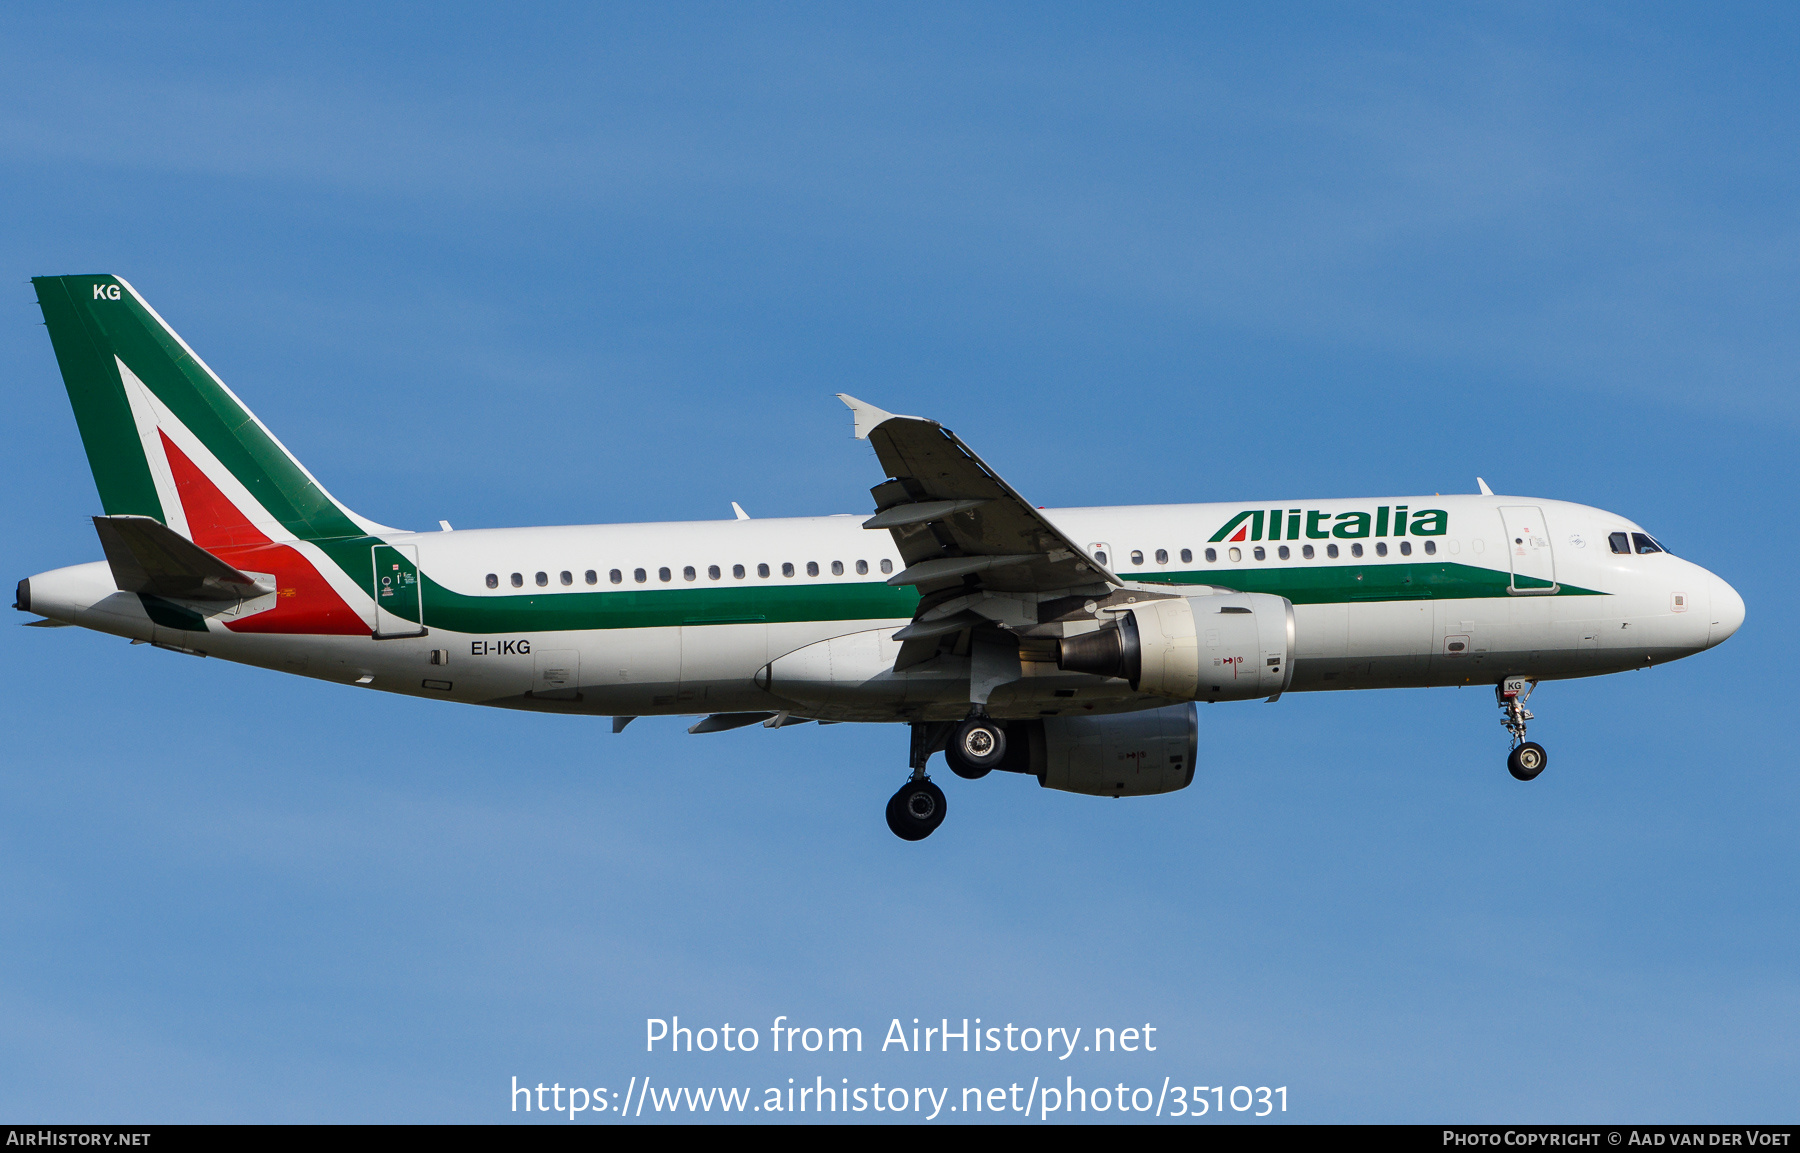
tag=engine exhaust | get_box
[1055,613,1141,688]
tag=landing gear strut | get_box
[887,721,952,841]
[1498,677,1547,781]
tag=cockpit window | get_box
[1608,532,1631,555]
[1633,532,1664,555]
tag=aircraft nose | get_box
[1707,574,1745,648]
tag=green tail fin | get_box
[33,274,380,542]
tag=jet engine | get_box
[1056,592,1294,702]
[994,704,1198,797]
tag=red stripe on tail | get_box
[161,432,369,635]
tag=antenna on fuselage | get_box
[731,502,751,520]
[1476,478,1494,496]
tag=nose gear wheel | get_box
[1497,679,1547,782]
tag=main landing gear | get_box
[885,776,946,841]
[945,714,1007,780]
[1498,677,1548,782]
[886,715,1009,840]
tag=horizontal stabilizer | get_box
[93,515,272,601]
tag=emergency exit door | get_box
[1498,506,1558,595]
[372,544,427,637]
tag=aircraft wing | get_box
[839,395,1120,666]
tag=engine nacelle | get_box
[1003,705,1197,797]
[1056,592,1294,702]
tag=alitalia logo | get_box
[1208,506,1447,543]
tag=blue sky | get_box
[1,3,1793,1122]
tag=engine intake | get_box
[1055,593,1294,702]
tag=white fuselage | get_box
[24,494,1744,724]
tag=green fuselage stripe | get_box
[316,542,1603,634]
[1141,561,1597,604]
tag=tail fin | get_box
[33,274,388,545]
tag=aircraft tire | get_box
[945,737,993,780]
[885,778,947,840]
[949,718,1007,777]
[1507,742,1548,782]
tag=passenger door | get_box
[1498,506,1557,595]
[371,544,427,638]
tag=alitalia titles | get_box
[1209,506,1448,544]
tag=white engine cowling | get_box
[1056,593,1294,702]
[1012,705,1197,797]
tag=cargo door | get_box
[533,648,581,701]
[371,544,427,638]
[1498,506,1557,595]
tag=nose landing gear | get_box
[1498,677,1547,781]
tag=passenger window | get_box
[1205,548,1217,563]
[1633,532,1663,554]
[708,565,721,580]
[1326,544,1339,559]
[1399,541,1411,556]
[1278,545,1290,560]
[782,562,795,577]
[1155,549,1168,564]
[1424,540,1436,556]
[855,560,868,575]
[683,566,696,581]
[831,560,844,575]
[1253,546,1266,561]
[485,573,498,589]
[1180,549,1192,563]
[806,561,819,577]
[609,569,622,584]
[1130,550,1144,565]
[1375,542,1387,557]
[1302,545,1314,560]
[658,567,672,582]
[1609,532,1631,554]
[1229,547,1242,562]
[511,573,523,588]
[1350,543,1363,558]
[560,570,572,585]
[758,563,770,578]
[733,564,746,579]
[634,568,647,583]
[535,572,548,587]
[585,570,597,584]
[880,559,893,574]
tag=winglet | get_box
[836,394,916,440]
[1477,477,1494,496]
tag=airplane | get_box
[16,275,1746,840]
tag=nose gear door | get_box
[1498,506,1557,595]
